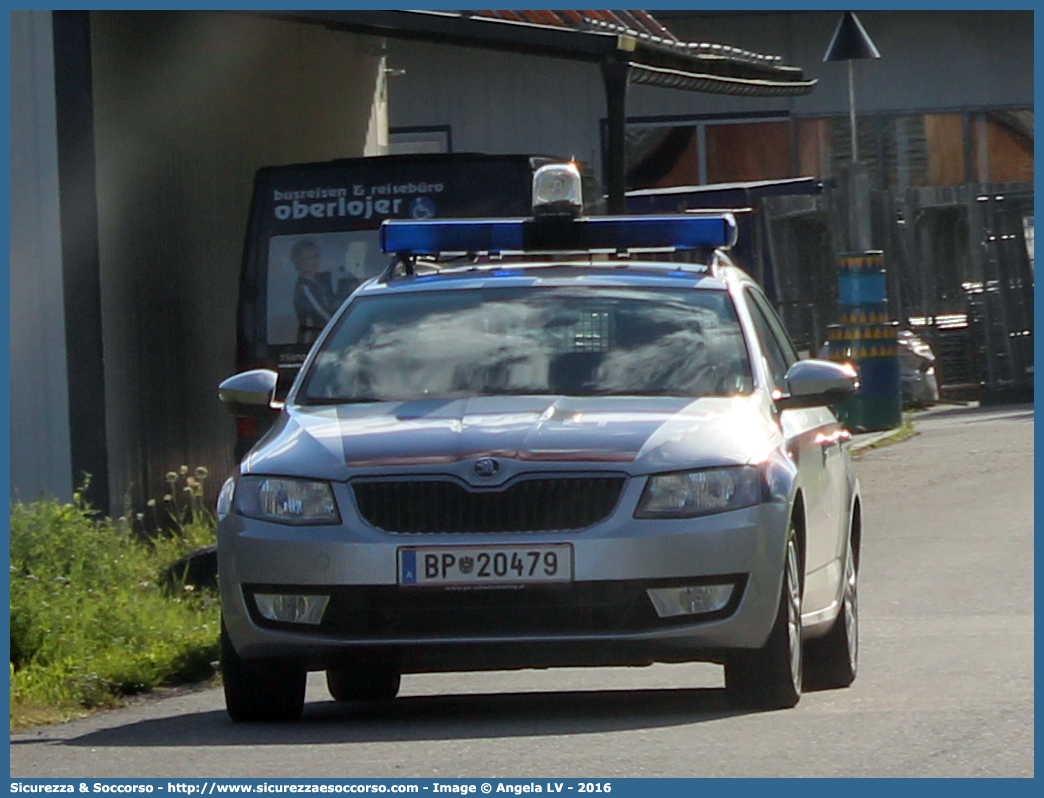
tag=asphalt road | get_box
[10,404,1034,778]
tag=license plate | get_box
[398,544,573,586]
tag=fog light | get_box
[254,593,329,625]
[647,584,733,618]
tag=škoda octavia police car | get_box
[217,163,862,721]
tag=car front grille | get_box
[352,476,626,534]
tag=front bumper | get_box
[219,483,791,671]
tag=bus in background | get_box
[235,153,594,458]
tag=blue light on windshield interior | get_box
[381,215,736,255]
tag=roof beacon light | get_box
[532,162,583,217]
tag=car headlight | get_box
[235,476,340,525]
[635,466,761,519]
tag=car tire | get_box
[221,625,306,722]
[326,664,402,702]
[725,526,803,710]
[804,536,858,691]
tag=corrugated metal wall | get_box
[10,11,73,503]
[385,41,607,171]
[651,11,1033,116]
[89,11,386,511]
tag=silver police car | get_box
[217,164,861,721]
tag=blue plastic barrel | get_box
[831,252,902,431]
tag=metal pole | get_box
[848,59,857,162]
[601,58,629,214]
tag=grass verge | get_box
[850,413,919,456]
[10,477,220,730]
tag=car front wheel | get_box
[804,535,858,690]
[725,525,803,709]
[221,625,306,722]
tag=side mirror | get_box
[777,359,859,409]
[218,369,279,416]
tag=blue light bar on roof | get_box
[577,215,738,250]
[381,214,737,256]
[381,219,526,255]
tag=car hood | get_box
[243,394,780,480]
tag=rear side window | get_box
[743,287,798,391]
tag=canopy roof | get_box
[282,9,816,97]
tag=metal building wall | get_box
[385,11,1032,177]
[660,11,1033,115]
[385,41,607,169]
[89,11,386,511]
[10,10,73,503]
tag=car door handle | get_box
[815,429,851,463]
[815,429,851,446]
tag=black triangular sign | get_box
[823,11,881,62]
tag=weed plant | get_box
[10,470,220,728]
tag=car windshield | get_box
[298,285,753,404]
